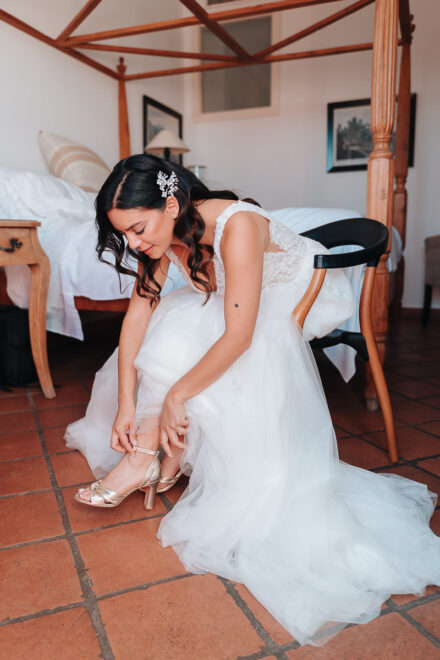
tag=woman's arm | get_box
[160,212,266,453]
[112,254,170,453]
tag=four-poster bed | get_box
[0,0,414,409]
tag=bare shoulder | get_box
[221,211,268,252]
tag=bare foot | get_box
[77,449,156,503]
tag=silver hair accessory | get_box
[157,171,179,198]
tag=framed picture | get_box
[327,95,416,173]
[143,95,183,164]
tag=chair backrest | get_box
[300,217,389,269]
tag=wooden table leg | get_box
[29,255,56,399]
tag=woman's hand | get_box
[160,391,189,457]
[111,401,137,455]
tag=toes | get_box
[78,488,91,502]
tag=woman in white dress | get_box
[66,155,440,646]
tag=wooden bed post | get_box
[365,0,399,411]
[392,2,414,318]
[117,57,131,159]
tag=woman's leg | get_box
[77,418,160,502]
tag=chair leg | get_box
[422,284,432,326]
[360,267,398,462]
[365,334,399,462]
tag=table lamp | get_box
[145,129,189,161]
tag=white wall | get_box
[0,1,185,173]
[182,0,440,309]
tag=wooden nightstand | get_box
[0,220,55,398]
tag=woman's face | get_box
[108,198,178,260]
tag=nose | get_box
[127,233,141,251]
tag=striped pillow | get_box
[39,130,111,193]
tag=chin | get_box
[144,246,163,259]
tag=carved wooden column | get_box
[391,41,411,321]
[393,42,411,252]
[365,0,399,410]
[117,57,131,159]
[392,4,414,320]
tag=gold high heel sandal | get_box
[157,469,184,494]
[74,447,160,510]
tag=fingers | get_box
[111,426,134,455]
[110,429,125,453]
[129,423,137,447]
[120,429,135,455]
[160,428,173,458]
[167,427,179,449]
[174,416,190,436]
[168,427,186,449]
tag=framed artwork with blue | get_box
[327,95,416,173]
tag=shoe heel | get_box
[144,481,158,510]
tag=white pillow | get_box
[39,130,110,193]
[0,165,92,201]
[0,167,96,224]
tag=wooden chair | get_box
[294,218,399,463]
[0,220,55,398]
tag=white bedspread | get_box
[0,167,402,382]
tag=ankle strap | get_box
[133,447,159,456]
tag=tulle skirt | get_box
[65,277,440,646]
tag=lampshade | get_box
[145,129,189,155]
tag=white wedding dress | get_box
[65,201,440,646]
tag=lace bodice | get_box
[166,200,325,296]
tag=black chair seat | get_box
[310,330,369,362]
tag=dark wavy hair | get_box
[96,154,247,307]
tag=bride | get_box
[65,154,440,646]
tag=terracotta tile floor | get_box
[1,312,440,659]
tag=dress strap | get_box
[165,247,180,268]
[165,247,196,290]
[213,200,270,258]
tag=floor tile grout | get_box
[73,512,166,537]
[27,392,116,660]
[236,647,294,660]
[386,599,440,650]
[1,534,68,552]
[401,589,440,611]
[0,512,167,552]
[96,572,194,602]
[0,488,53,500]
[0,448,86,463]
[219,577,276,649]
[0,402,87,416]
[0,601,85,628]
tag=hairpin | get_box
[157,171,179,198]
